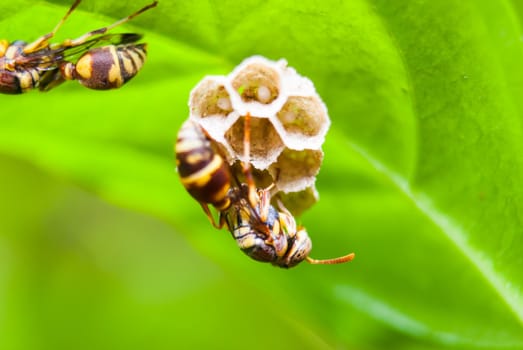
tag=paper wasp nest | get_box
[188,56,330,214]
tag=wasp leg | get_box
[275,199,298,237]
[200,203,224,229]
[275,198,290,217]
[60,1,158,48]
[258,183,275,223]
[23,0,82,54]
[38,69,66,92]
[241,112,259,210]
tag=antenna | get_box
[306,253,355,265]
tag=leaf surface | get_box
[1,0,523,348]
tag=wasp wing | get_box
[52,33,143,62]
[17,33,142,72]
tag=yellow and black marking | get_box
[0,0,157,94]
[176,120,232,211]
[175,114,356,268]
[0,64,42,94]
[61,42,147,90]
[0,41,48,94]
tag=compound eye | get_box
[286,229,312,267]
[287,248,308,267]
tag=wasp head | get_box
[276,228,312,268]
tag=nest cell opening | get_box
[231,63,280,104]
[276,96,327,137]
[271,148,323,187]
[224,116,284,164]
[190,79,233,118]
[274,185,319,217]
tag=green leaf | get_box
[1,0,523,349]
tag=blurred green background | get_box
[1,0,523,349]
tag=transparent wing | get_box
[17,33,142,71]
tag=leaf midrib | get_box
[362,0,523,328]
[351,140,523,328]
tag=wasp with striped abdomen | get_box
[175,114,355,268]
[0,0,157,94]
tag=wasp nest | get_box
[188,56,330,214]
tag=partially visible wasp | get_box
[0,0,157,94]
[175,114,355,268]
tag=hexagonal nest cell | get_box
[190,77,232,118]
[185,55,331,216]
[277,96,327,137]
[229,161,274,189]
[224,116,285,169]
[269,148,324,193]
[230,63,280,104]
[275,185,319,217]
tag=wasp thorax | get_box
[240,232,289,265]
[187,56,330,213]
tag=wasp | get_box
[175,114,355,268]
[0,0,157,94]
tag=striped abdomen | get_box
[176,120,232,211]
[61,43,147,90]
